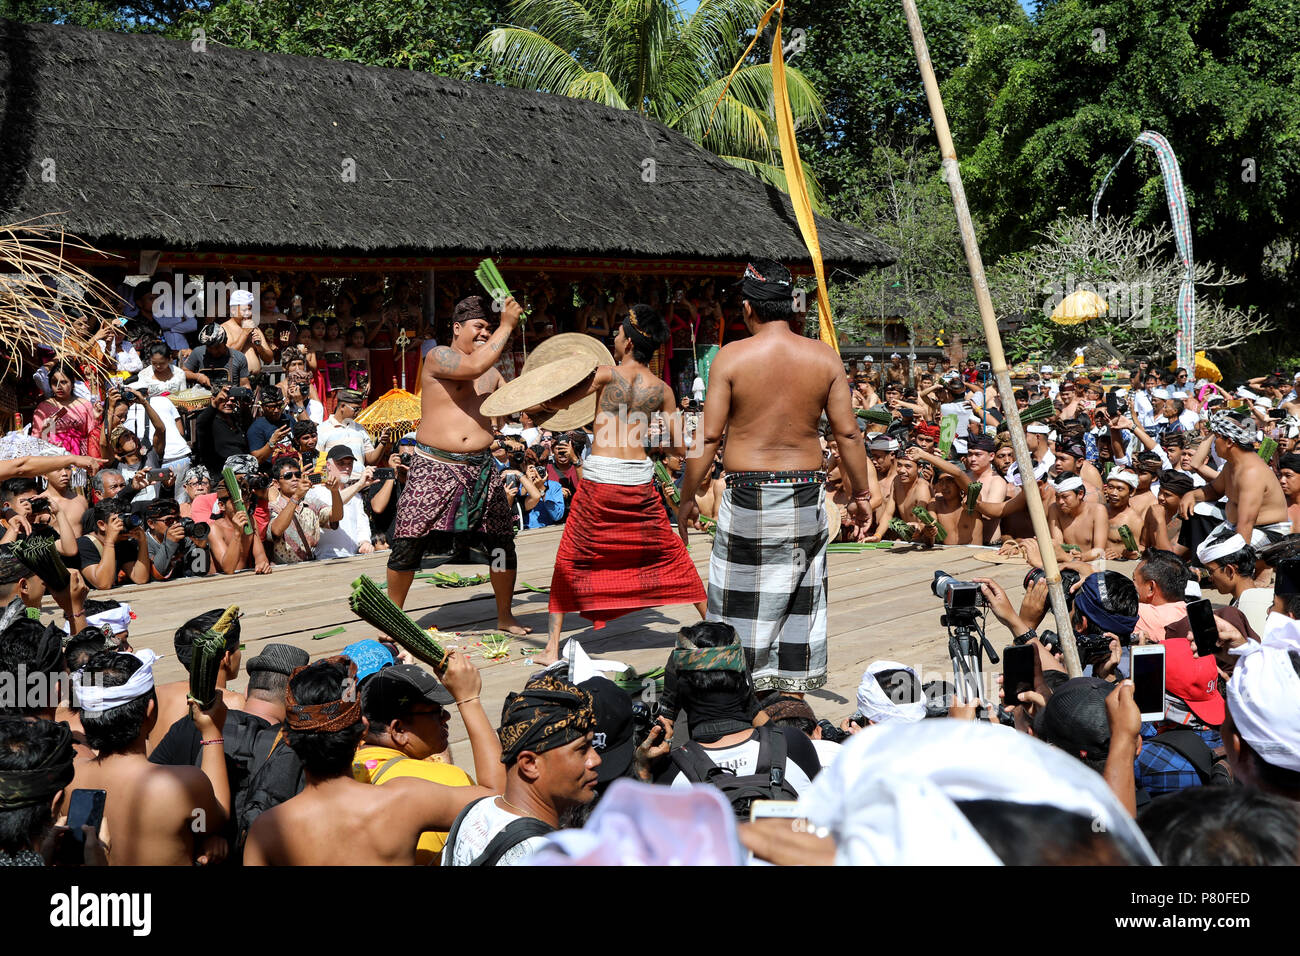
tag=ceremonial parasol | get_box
[1049,289,1109,325]
[1182,350,1221,384]
[354,387,421,442]
[519,333,614,432]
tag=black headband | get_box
[0,722,75,810]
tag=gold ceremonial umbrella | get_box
[354,387,421,442]
[1049,289,1109,325]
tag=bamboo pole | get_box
[901,0,1081,676]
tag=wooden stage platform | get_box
[78,528,1034,749]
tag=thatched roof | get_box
[0,20,893,271]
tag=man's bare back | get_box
[709,330,841,472]
[588,364,675,460]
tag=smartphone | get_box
[1186,598,1219,658]
[1130,644,1166,722]
[57,788,106,865]
[1002,644,1036,706]
[309,472,323,485]
[1105,389,1119,418]
[749,799,802,823]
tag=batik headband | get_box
[670,629,747,673]
[284,655,362,732]
[498,674,596,763]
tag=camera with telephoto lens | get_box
[181,517,209,541]
[246,472,272,492]
[817,719,850,744]
[1038,628,1133,661]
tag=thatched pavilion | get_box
[0,19,890,276]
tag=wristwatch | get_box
[1013,627,1037,646]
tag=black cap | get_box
[580,676,635,784]
[362,664,454,725]
[325,444,357,464]
[1034,676,1115,762]
[246,643,309,676]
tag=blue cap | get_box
[342,639,395,681]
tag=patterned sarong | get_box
[548,457,705,627]
[393,449,515,539]
[707,478,830,693]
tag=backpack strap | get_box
[758,725,788,791]
[369,755,408,786]
[444,796,490,864]
[472,817,555,867]
[1149,729,1214,784]
[670,740,732,784]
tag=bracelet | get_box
[200,738,224,747]
[852,491,871,501]
[455,696,480,706]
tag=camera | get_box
[1038,628,1132,661]
[229,386,255,404]
[120,513,143,531]
[399,453,412,467]
[181,517,210,541]
[932,570,984,611]
[977,361,991,374]
[29,497,51,516]
[246,473,273,492]
[816,719,850,744]
[1022,566,1081,610]
[630,700,659,747]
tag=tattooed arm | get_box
[423,298,522,381]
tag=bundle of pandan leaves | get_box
[189,605,240,709]
[349,575,447,673]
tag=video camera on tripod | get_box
[931,571,999,712]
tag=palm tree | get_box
[477,0,826,206]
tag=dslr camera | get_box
[181,517,210,541]
[229,386,255,404]
[1038,628,1133,661]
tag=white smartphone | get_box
[749,799,802,823]
[1130,644,1166,722]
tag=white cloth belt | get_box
[580,455,654,486]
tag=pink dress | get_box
[32,399,95,456]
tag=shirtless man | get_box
[148,609,248,753]
[1101,469,1144,560]
[907,446,980,545]
[1129,451,1163,522]
[1277,453,1300,531]
[385,295,528,635]
[65,650,230,865]
[1047,473,1108,563]
[1052,443,1102,498]
[244,657,494,865]
[963,435,1008,544]
[678,259,871,694]
[1142,469,1191,556]
[868,451,931,541]
[1180,411,1291,549]
[221,289,274,376]
[541,304,706,663]
[207,474,273,575]
[866,434,899,529]
[42,462,89,529]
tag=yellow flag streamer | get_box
[703,1,839,353]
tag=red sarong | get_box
[548,480,705,626]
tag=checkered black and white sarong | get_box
[707,478,830,693]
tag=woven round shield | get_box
[480,353,598,421]
[521,333,614,431]
[825,499,842,543]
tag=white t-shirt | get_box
[306,486,370,557]
[135,364,187,397]
[125,396,192,462]
[1235,587,1274,638]
[811,738,842,770]
[317,418,373,477]
[442,798,549,867]
[501,423,541,448]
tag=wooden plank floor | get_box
[57,528,1033,749]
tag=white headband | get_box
[856,660,926,725]
[1196,532,1248,566]
[796,721,1158,865]
[73,649,158,716]
[1227,643,1300,773]
[868,437,899,453]
[1107,469,1139,490]
[61,602,132,637]
[1052,474,1084,493]
[1026,424,1050,435]
[229,290,255,306]
[1152,388,1171,400]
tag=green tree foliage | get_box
[830,141,979,347]
[476,0,827,203]
[942,0,1300,301]
[183,0,511,77]
[782,0,1023,218]
[0,0,190,30]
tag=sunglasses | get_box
[279,471,302,480]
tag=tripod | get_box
[943,611,1000,713]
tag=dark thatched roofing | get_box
[0,20,893,270]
